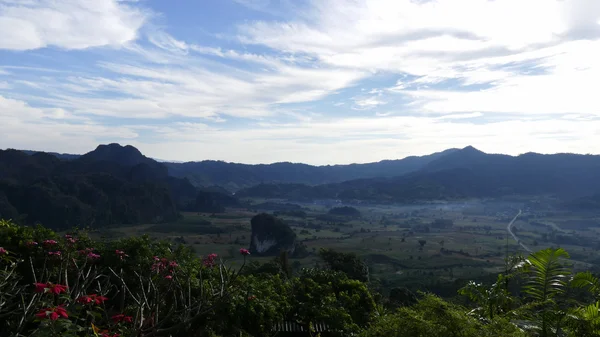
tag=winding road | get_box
[506,210,592,268]
[506,209,532,252]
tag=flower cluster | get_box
[78,247,100,260]
[151,256,179,275]
[43,239,58,246]
[36,306,68,321]
[239,248,251,256]
[115,250,129,260]
[34,282,68,295]
[65,235,77,245]
[77,294,108,305]
[48,251,61,257]
[111,314,133,324]
[0,247,7,255]
[203,253,218,267]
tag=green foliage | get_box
[291,268,376,335]
[319,248,369,282]
[362,294,527,337]
[524,248,571,302]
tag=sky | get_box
[1,0,600,165]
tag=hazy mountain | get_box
[236,146,600,202]
[164,148,459,191]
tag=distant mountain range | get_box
[235,146,600,203]
[4,144,600,228]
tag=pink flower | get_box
[78,248,94,255]
[203,253,218,267]
[115,250,129,260]
[43,239,57,246]
[164,275,173,280]
[239,248,250,256]
[0,247,7,255]
[48,251,61,256]
[87,252,100,259]
[26,241,38,247]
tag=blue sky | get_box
[1,0,600,164]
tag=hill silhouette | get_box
[0,144,204,229]
[236,146,600,202]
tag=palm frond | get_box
[523,248,571,302]
[571,271,600,295]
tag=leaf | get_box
[571,271,600,294]
[523,248,571,302]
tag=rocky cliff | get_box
[249,213,297,256]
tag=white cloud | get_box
[0,0,147,50]
[3,0,600,164]
[352,95,387,110]
[125,115,600,164]
[239,0,600,120]
[0,95,138,153]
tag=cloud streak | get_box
[1,0,600,164]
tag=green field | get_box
[92,198,600,295]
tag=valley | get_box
[91,195,600,297]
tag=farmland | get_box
[91,197,600,296]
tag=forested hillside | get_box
[237,147,600,202]
[0,144,201,229]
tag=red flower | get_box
[77,294,108,305]
[36,306,68,320]
[169,261,178,268]
[100,332,120,337]
[239,248,250,256]
[87,252,101,259]
[112,314,133,324]
[48,283,68,295]
[0,247,7,255]
[34,283,48,293]
[248,295,257,301]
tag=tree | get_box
[418,240,426,250]
[361,294,526,337]
[318,248,369,282]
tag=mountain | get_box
[236,146,600,202]
[20,150,80,161]
[164,148,458,191]
[0,144,206,229]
